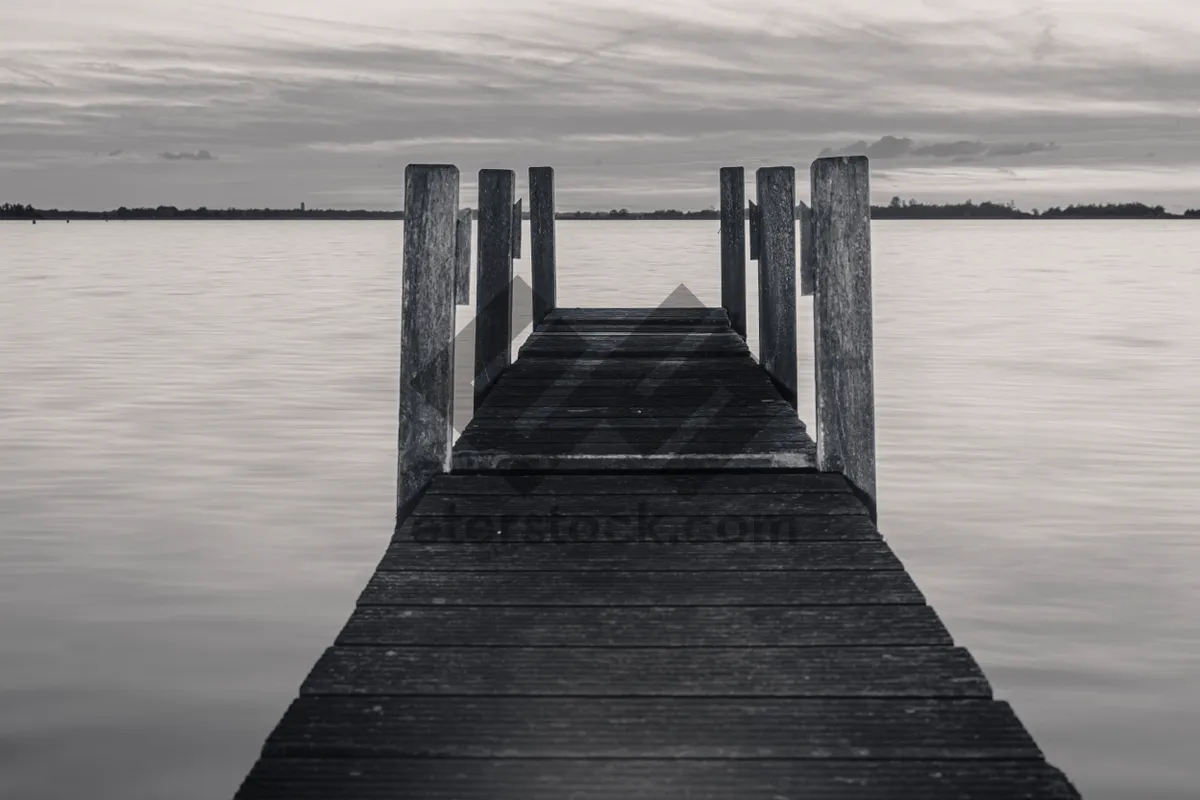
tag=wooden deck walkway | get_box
[234,307,1079,799]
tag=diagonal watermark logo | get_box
[404,280,795,501]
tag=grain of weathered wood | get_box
[301,645,988,697]
[452,449,817,471]
[396,164,458,517]
[529,167,556,328]
[756,166,798,407]
[410,492,861,517]
[459,420,808,436]
[265,697,1038,759]
[799,199,814,296]
[455,431,812,448]
[811,155,877,519]
[473,169,516,409]
[236,759,1082,800]
[357,570,919,606]
[397,513,882,544]
[378,539,900,571]
[719,167,747,338]
[510,198,522,259]
[468,405,798,419]
[425,472,848,494]
[336,604,952,647]
[453,208,471,304]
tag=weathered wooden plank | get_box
[453,208,471,304]
[410,492,861,517]
[544,307,729,323]
[460,419,807,434]
[529,167,556,328]
[452,449,817,471]
[236,758,1082,800]
[719,167,747,338]
[425,472,847,494]
[469,405,798,419]
[301,645,987,697]
[357,570,919,606]
[811,155,877,520]
[511,197,523,259]
[455,443,814,460]
[473,168,516,409]
[536,321,731,333]
[397,513,881,544]
[265,697,1038,759]
[519,337,749,358]
[492,374,776,388]
[378,539,900,571]
[336,604,951,646]
[476,391,786,407]
[456,431,811,447]
[397,164,458,517]
[756,166,798,407]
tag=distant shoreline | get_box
[3,200,1198,221]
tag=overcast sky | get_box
[4,0,1199,210]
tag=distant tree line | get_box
[0,204,403,220]
[5,199,1200,221]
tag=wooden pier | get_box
[233,159,1080,799]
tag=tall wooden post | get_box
[755,166,798,408]
[810,155,876,519]
[798,200,814,297]
[529,166,557,329]
[511,199,523,259]
[474,169,516,409]
[454,208,472,304]
[398,164,459,519]
[719,167,746,339]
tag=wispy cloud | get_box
[2,0,1199,208]
[159,149,216,161]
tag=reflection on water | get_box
[1,220,1198,799]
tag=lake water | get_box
[1,219,1198,799]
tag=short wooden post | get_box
[398,164,459,519]
[799,200,814,297]
[529,166,557,329]
[454,208,472,304]
[748,200,761,261]
[511,198,523,259]
[810,155,876,519]
[755,166,798,407]
[719,167,747,339]
[474,169,516,409]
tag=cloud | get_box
[819,136,1061,162]
[983,141,1060,157]
[1,1,1198,208]
[159,149,215,161]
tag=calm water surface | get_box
[2,220,1198,799]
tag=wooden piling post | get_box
[755,166,798,407]
[398,164,459,519]
[474,169,516,409]
[529,167,557,329]
[454,208,472,304]
[719,167,747,339]
[748,200,761,261]
[799,200,814,297]
[810,155,876,519]
[511,199,523,260]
